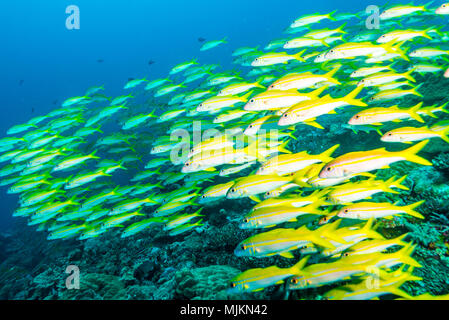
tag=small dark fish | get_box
[97,59,104,63]
[148,60,155,65]
[52,100,58,105]
[19,80,24,86]
[31,107,34,113]
[198,37,206,42]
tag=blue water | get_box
[0,0,400,231]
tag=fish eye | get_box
[326,167,331,171]
[343,252,349,257]
[388,133,392,136]
[249,125,253,128]
[201,195,205,198]
[355,115,360,119]
[290,278,299,284]
[244,217,249,223]
[255,58,259,61]
[250,99,254,103]
[344,209,349,213]
[360,80,365,83]
[330,50,334,53]
[231,188,236,192]
[283,113,288,117]
[230,282,236,288]
[241,244,246,250]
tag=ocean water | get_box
[1,0,449,301]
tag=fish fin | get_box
[439,126,449,144]
[319,143,340,162]
[342,85,367,107]
[408,102,425,123]
[290,256,310,275]
[292,49,306,62]
[279,252,295,259]
[305,120,324,129]
[404,200,425,219]
[249,195,261,203]
[399,140,432,166]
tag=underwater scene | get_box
[2,0,449,302]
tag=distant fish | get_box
[97,59,104,63]
[198,37,206,42]
[148,60,155,65]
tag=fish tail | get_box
[318,219,349,244]
[309,233,335,249]
[391,232,409,245]
[337,22,347,34]
[327,9,338,21]
[240,90,254,102]
[245,141,267,162]
[411,82,424,97]
[409,102,425,123]
[290,256,310,275]
[402,68,416,82]
[276,139,292,154]
[325,66,341,82]
[304,120,324,130]
[292,49,306,62]
[385,282,415,300]
[438,101,449,114]
[404,200,425,219]
[399,139,432,166]
[395,243,422,267]
[342,85,367,107]
[319,143,340,162]
[253,80,266,89]
[362,217,383,239]
[90,149,100,159]
[438,126,449,143]
[388,175,409,190]
[309,84,328,97]
[320,39,330,47]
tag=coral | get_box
[174,265,241,300]
[60,273,127,300]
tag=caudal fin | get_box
[399,140,432,166]
[388,175,409,190]
[319,144,340,162]
[409,102,425,123]
[290,256,310,275]
[342,85,367,107]
[404,200,425,219]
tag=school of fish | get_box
[2,1,449,300]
